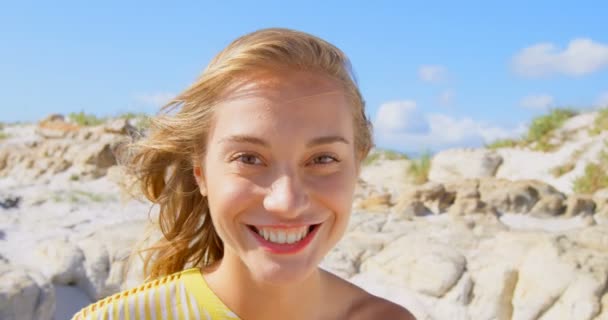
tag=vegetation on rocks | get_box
[408,152,431,184]
[118,112,146,120]
[526,108,576,141]
[363,148,408,165]
[590,108,608,136]
[51,189,114,203]
[551,162,575,178]
[486,108,578,151]
[486,138,519,150]
[573,146,608,194]
[117,112,152,133]
[0,123,7,140]
[67,111,104,126]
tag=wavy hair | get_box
[127,28,373,280]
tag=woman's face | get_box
[194,70,359,284]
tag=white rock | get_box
[539,273,604,320]
[469,263,518,320]
[75,221,147,300]
[0,260,55,320]
[34,238,85,285]
[511,239,577,320]
[429,149,503,184]
[361,236,466,297]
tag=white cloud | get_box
[520,94,554,109]
[512,38,608,77]
[133,92,175,106]
[374,100,429,133]
[597,91,608,107]
[373,100,526,153]
[438,89,456,107]
[418,65,447,83]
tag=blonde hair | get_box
[129,28,373,280]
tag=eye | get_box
[311,154,339,165]
[233,153,264,165]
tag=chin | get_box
[245,251,323,286]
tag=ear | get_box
[193,165,208,197]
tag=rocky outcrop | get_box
[358,177,599,219]
[0,194,20,209]
[34,238,86,285]
[5,111,608,320]
[354,193,392,212]
[0,258,55,320]
[0,116,135,183]
[74,221,148,300]
[361,238,467,298]
[325,212,608,320]
[36,114,80,139]
[429,149,503,183]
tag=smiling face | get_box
[193,69,359,285]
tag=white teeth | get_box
[255,226,311,244]
[277,232,286,243]
[269,231,278,243]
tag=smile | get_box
[247,224,321,254]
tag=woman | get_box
[73,28,415,320]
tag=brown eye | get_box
[236,154,263,165]
[312,155,338,165]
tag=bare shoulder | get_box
[348,294,416,320]
[321,270,415,320]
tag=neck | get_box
[203,251,325,320]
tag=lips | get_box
[247,224,321,254]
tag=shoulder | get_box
[321,270,415,320]
[71,268,199,320]
[348,295,416,320]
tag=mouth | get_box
[247,223,321,254]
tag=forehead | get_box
[220,69,346,104]
[209,71,354,140]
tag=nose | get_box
[263,171,309,218]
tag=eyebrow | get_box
[218,135,350,147]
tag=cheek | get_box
[206,174,259,226]
[310,170,357,216]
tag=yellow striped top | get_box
[71,268,240,320]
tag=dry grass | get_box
[551,162,575,178]
[486,108,577,152]
[408,152,431,185]
[589,108,608,136]
[573,145,608,194]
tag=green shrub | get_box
[573,163,608,194]
[363,153,381,165]
[533,139,559,152]
[119,112,145,120]
[67,111,104,126]
[363,149,408,165]
[486,138,520,149]
[485,108,577,151]
[551,162,575,178]
[573,148,608,194]
[526,108,577,143]
[408,152,431,185]
[590,108,608,136]
[0,132,9,140]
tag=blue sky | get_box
[2,1,608,153]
